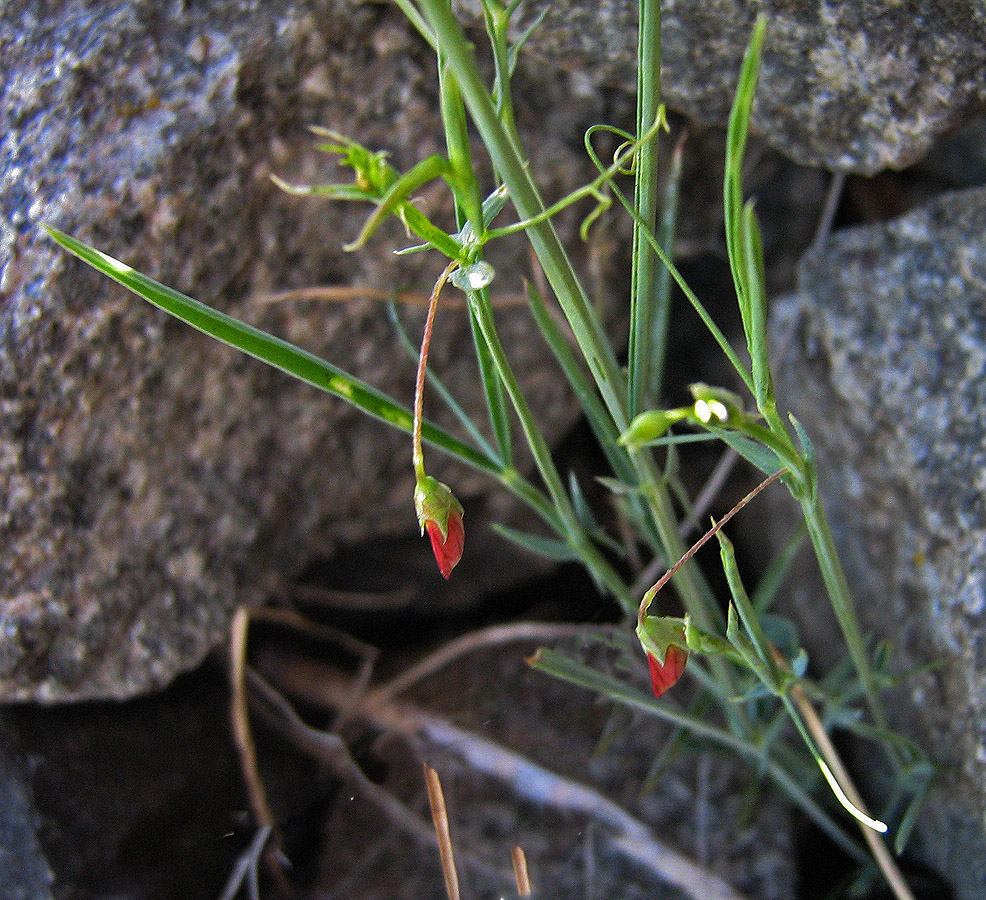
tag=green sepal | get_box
[414,474,463,540]
[636,614,687,666]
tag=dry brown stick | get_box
[228,608,292,896]
[217,825,273,900]
[230,609,278,836]
[247,605,379,728]
[786,678,916,900]
[368,621,592,709]
[244,666,438,848]
[276,658,751,900]
[511,846,532,897]
[425,764,462,900]
[811,169,846,252]
[246,667,513,887]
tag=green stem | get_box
[467,288,632,609]
[628,0,662,416]
[800,493,887,730]
[414,0,630,430]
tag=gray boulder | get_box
[480,0,986,173]
[0,0,589,701]
[772,186,986,900]
[5,0,986,704]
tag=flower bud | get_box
[414,475,465,579]
[646,644,688,699]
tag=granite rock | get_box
[772,186,986,900]
[0,723,52,900]
[0,0,596,701]
[465,0,986,174]
[6,0,983,704]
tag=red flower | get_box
[414,475,465,579]
[646,644,688,698]
[424,510,465,578]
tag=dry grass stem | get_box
[511,845,532,897]
[249,285,526,308]
[246,605,379,727]
[245,667,439,849]
[290,581,417,611]
[678,447,741,540]
[639,468,786,619]
[228,608,291,896]
[811,169,846,251]
[217,825,273,900]
[369,621,591,708]
[425,764,462,900]
[244,666,510,889]
[230,609,271,829]
[787,679,916,900]
[274,656,751,900]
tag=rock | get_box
[0,723,53,900]
[5,0,981,704]
[771,186,986,900]
[471,0,986,174]
[0,1,601,701]
[0,662,290,900]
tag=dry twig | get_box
[274,655,751,900]
[425,764,462,900]
[228,609,292,896]
[217,826,273,900]
[369,621,590,708]
[511,846,532,897]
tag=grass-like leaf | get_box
[45,226,497,476]
[490,523,577,562]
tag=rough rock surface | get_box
[772,186,986,900]
[5,0,984,704]
[0,724,52,900]
[0,0,597,701]
[469,0,986,174]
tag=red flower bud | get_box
[414,475,465,579]
[646,644,688,698]
[424,513,464,578]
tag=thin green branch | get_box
[628,0,662,417]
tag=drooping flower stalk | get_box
[413,261,465,578]
[413,260,458,481]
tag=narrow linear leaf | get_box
[706,427,782,476]
[46,226,496,476]
[724,16,766,333]
[719,533,781,688]
[893,771,934,856]
[490,523,576,562]
[741,199,773,410]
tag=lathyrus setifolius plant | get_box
[44,1,661,586]
[45,1,930,892]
